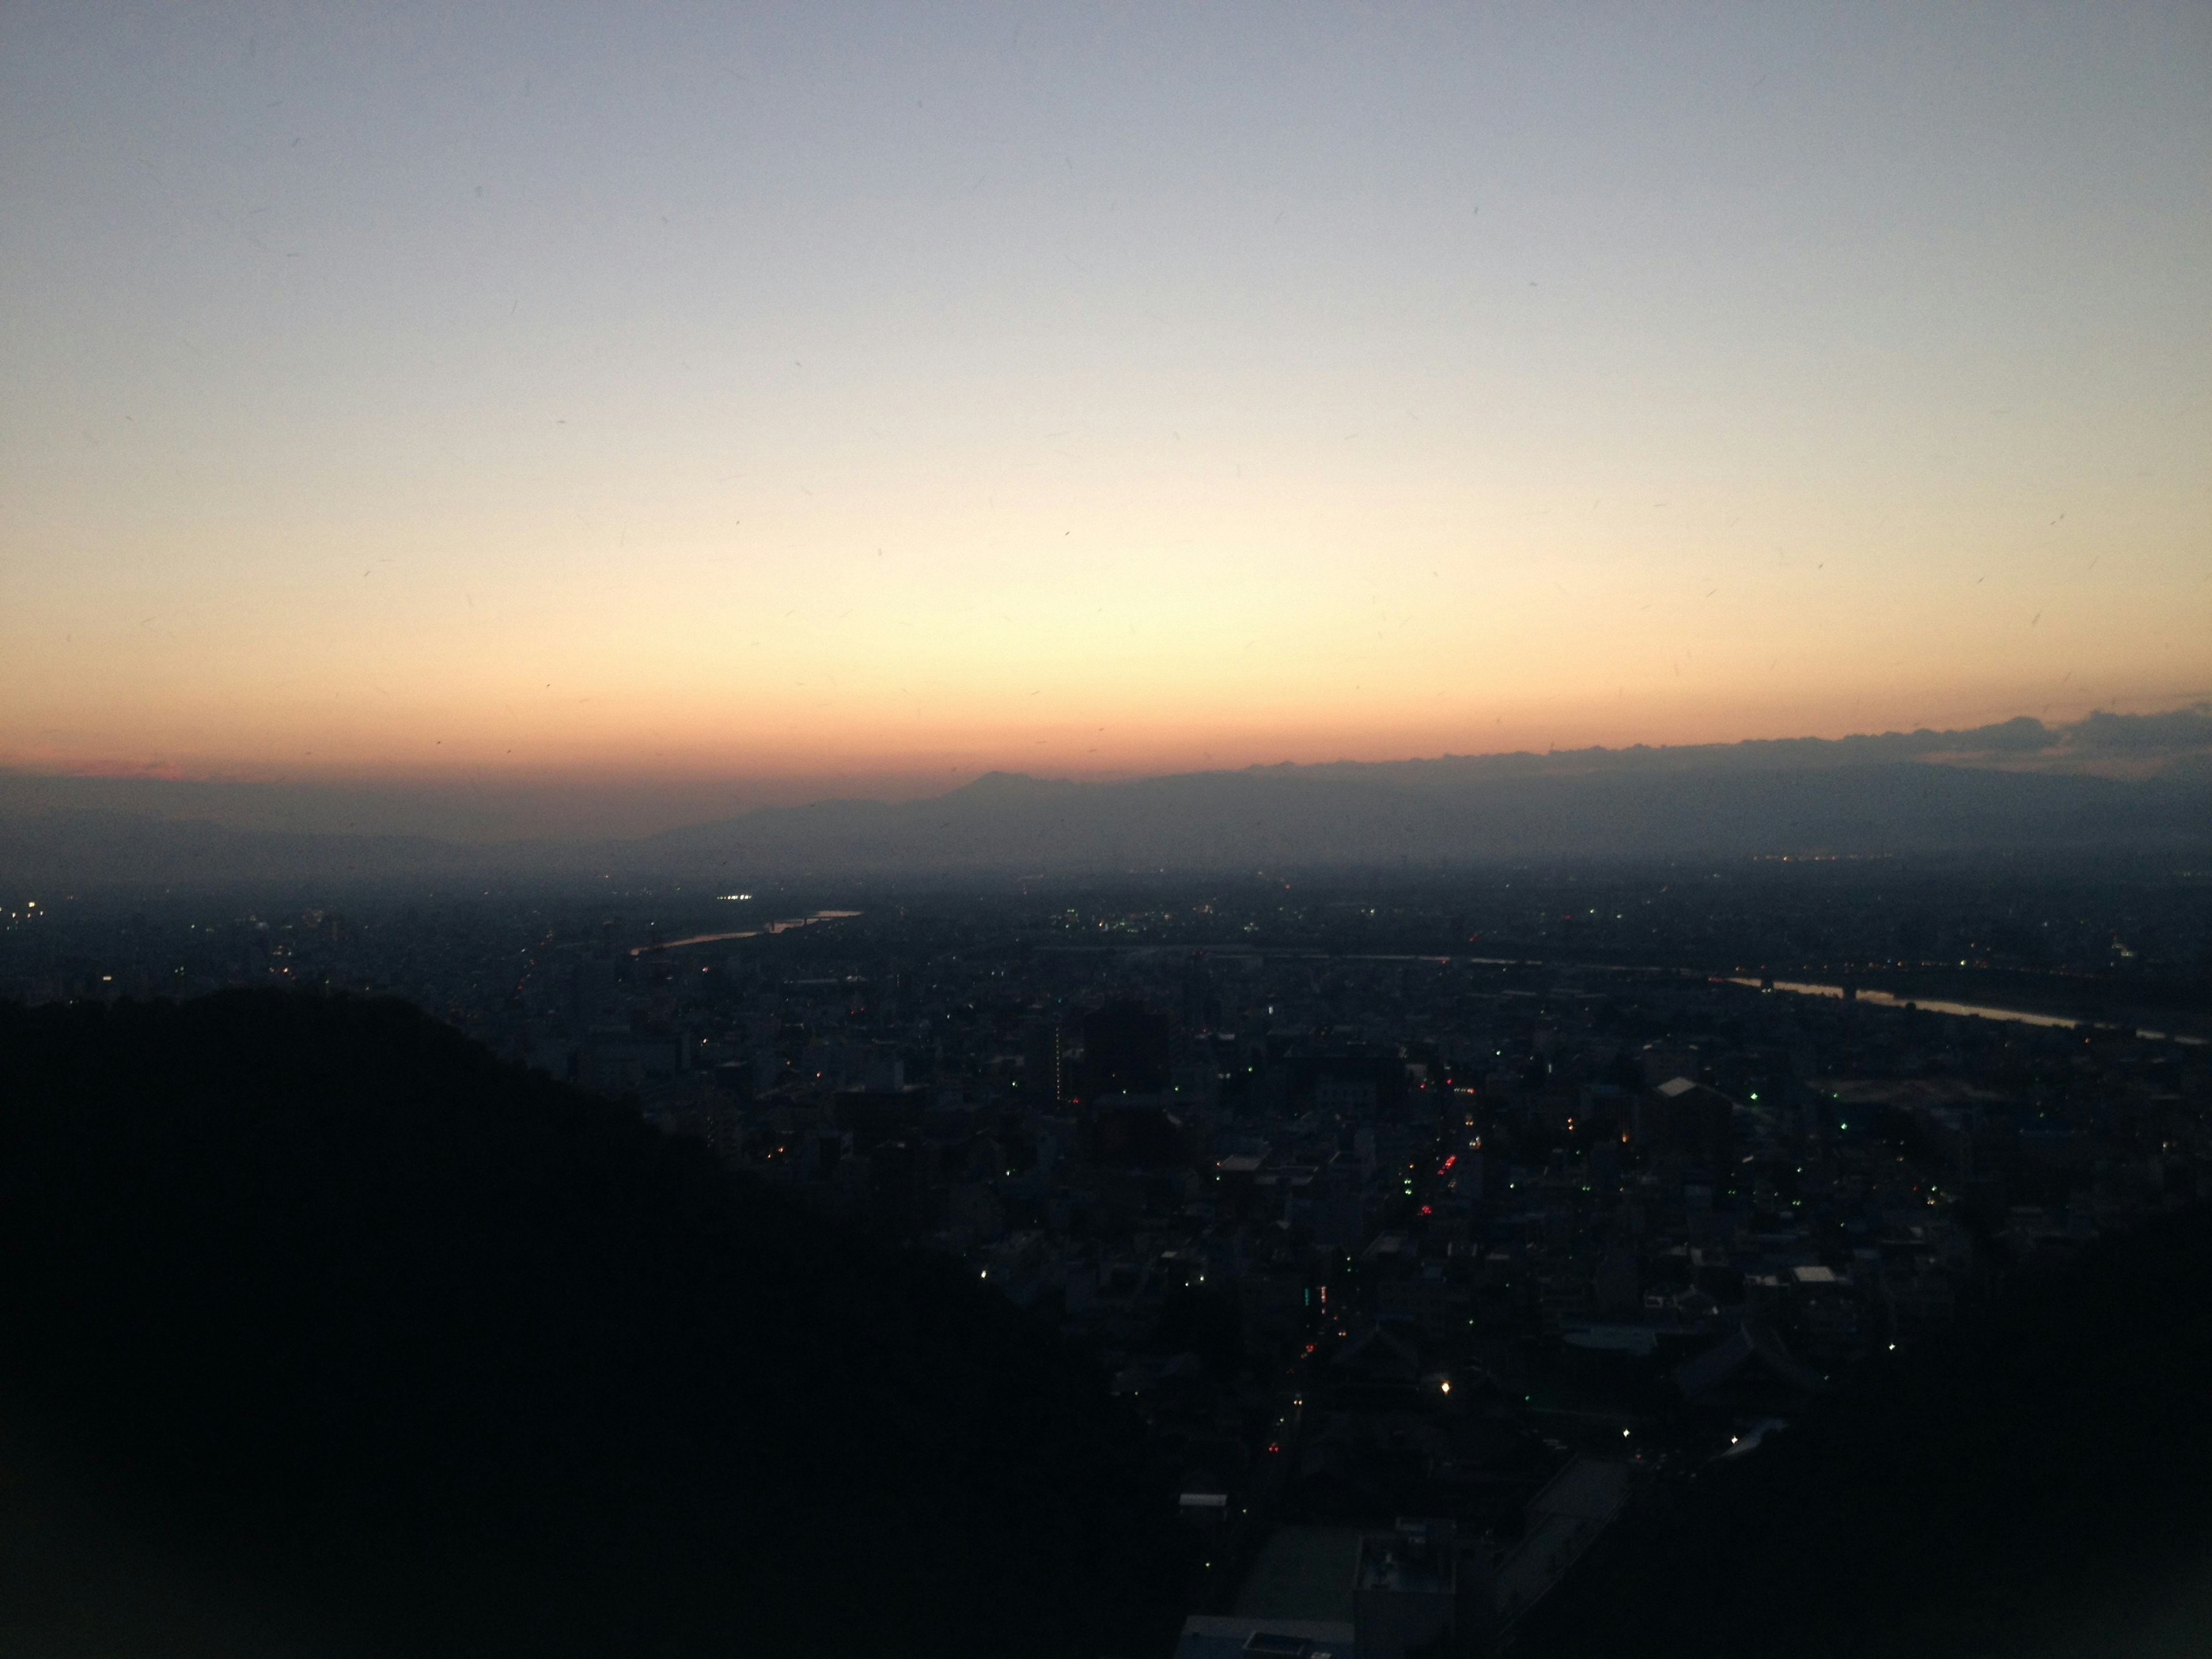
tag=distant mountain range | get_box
[4,711,2208,888]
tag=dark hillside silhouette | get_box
[1529,1202,2212,1659]
[0,992,1176,1657]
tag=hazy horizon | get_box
[4,703,2206,857]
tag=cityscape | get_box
[6,857,2206,1652]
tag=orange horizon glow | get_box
[8,681,2205,800]
[10,437,2206,785]
[5,8,2207,802]
[9,433,2206,789]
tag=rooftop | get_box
[1235,1527,1365,1625]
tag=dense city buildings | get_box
[4,860,2207,1652]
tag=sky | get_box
[3,1,2208,830]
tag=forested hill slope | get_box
[0,991,1177,1658]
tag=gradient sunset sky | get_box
[5,2,2207,815]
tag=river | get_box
[1721,977,2205,1046]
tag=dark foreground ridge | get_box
[0,991,1177,1657]
[1529,1202,2212,1659]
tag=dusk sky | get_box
[5,2,2207,823]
